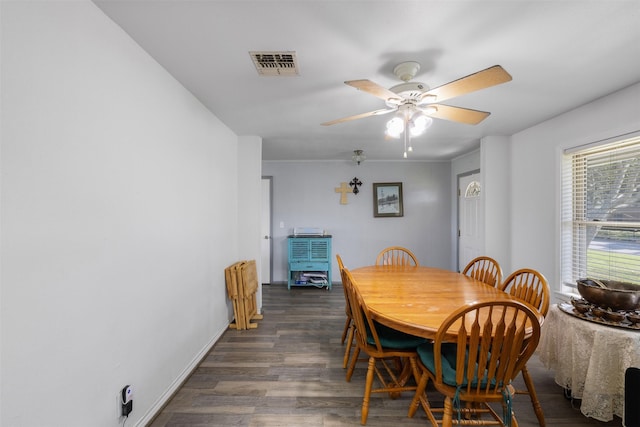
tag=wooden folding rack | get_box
[225,260,263,330]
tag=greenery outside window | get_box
[561,134,640,291]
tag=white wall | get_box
[1,2,239,425]
[481,136,511,272]
[509,82,640,299]
[237,135,263,309]
[262,160,452,282]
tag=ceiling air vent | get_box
[249,51,299,76]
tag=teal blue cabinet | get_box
[287,235,332,290]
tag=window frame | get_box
[561,133,640,294]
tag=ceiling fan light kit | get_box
[322,62,512,158]
[385,115,405,138]
[410,113,433,137]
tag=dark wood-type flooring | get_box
[149,283,623,426]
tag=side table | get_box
[537,304,640,422]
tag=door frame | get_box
[261,176,273,285]
[456,169,481,272]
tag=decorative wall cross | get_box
[334,182,353,205]
[349,177,363,194]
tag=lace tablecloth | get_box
[537,304,640,422]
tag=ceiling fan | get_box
[321,62,512,129]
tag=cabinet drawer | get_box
[289,261,329,271]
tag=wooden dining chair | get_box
[342,267,427,425]
[336,254,355,369]
[375,246,419,266]
[500,268,550,317]
[500,268,550,427]
[408,300,541,427]
[462,256,503,287]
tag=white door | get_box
[458,172,483,272]
[261,177,272,285]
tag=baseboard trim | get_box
[135,323,228,426]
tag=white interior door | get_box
[261,177,272,284]
[458,172,483,272]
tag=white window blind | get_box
[561,134,640,289]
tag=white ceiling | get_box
[93,0,640,162]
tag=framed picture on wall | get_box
[373,182,403,217]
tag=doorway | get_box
[261,177,272,285]
[457,170,483,272]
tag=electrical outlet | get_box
[120,385,133,417]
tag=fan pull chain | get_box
[403,125,408,158]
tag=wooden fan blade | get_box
[321,108,395,126]
[345,79,403,103]
[426,104,490,125]
[421,65,512,103]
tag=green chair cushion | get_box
[417,342,495,388]
[366,320,428,349]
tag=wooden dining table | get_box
[350,264,541,340]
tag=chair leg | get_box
[341,317,350,344]
[521,365,545,427]
[346,346,360,382]
[343,324,354,368]
[408,372,428,418]
[442,396,453,427]
[361,357,376,425]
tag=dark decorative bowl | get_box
[603,310,626,322]
[577,279,640,311]
[570,298,591,314]
[627,312,640,325]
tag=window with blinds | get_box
[561,134,640,290]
